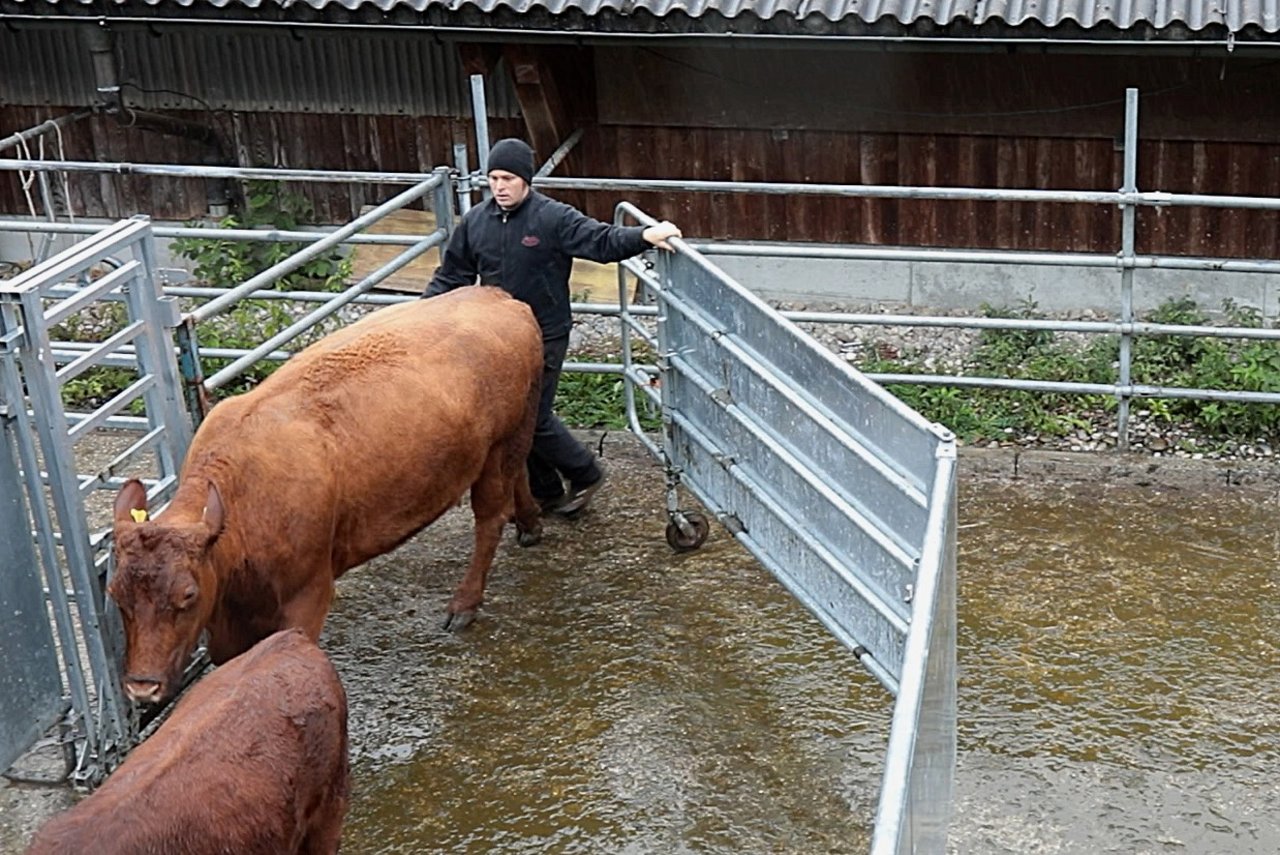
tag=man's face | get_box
[488,170,529,210]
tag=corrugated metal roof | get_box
[7,0,1280,34]
[0,26,524,114]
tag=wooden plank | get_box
[502,44,571,163]
[348,206,440,294]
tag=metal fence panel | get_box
[0,217,192,785]
[0,419,64,773]
[874,458,958,855]
[657,249,951,688]
[640,231,958,853]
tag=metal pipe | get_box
[202,230,443,390]
[783,310,1280,342]
[1117,88,1140,451]
[544,176,1128,204]
[0,218,428,246]
[696,241,1280,275]
[11,157,1280,212]
[453,143,473,216]
[470,74,491,178]
[865,371,1280,406]
[12,215,1280,276]
[536,128,584,178]
[0,159,433,185]
[189,174,440,323]
[0,110,93,155]
[81,22,121,108]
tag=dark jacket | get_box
[423,190,649,339]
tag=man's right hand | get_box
[642,221,683,252]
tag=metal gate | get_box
[616,203,957,854]
[0,412,64,774]
[0,217,192,785]
[2,196,957,851]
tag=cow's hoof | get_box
[517,524,542,548]
[442,610,475,633]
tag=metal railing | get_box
[0,218,192,786]
[4,84,1278,847]
[614,201,957,853]
[0,170,455,787]
[9,91,1276,451]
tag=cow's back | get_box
[26,629,349,855]
[183,286,542,573]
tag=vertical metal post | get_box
[430,165,456,246]
[14,285,131,779]
[130,216,193,469]
[174,317,210,427]
[1117,88,1139,451]
[618,216,639,432]
[35,172,58,262]
[0,302,98,767]
[452,142,472,216]
[650,248,683,518]
[470,73,492,181]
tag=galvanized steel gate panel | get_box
[0,217,192,785]
[0,423,64,774]
[620,205,957,853]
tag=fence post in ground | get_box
[1117,88,1140,451]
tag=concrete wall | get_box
[703,244,1280,320]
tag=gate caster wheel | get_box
[666,512,710,553]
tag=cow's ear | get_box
[114,479,149,524]
[202,481,226,542]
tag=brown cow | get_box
[26,628,349,855]
[109,286,543,703]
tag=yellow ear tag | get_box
[130,508,148,523]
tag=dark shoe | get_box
[556,468,606,517]
[537,494,567,516]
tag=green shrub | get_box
[170,181,353,398]
[171,180,351,294]
[861,296,1280,446]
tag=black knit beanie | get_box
[486,138,535,184]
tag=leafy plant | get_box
[556,344,661,431]
[856,296,1280,447]
[172,180,351,294]
[165,180,355,399]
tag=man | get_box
[424,138,682,516]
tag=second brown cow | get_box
[109,287,544,703]
[26,628,349,855]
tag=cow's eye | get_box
[176,585,198,611]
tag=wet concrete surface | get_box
[3,433,1278,853]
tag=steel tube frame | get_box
[202,230,443,391]
[0,110,94,155]
[189,173,443,324]
[0,159,433,185]
[616,199,958,852]
[695,241,1280,276]
[0,219,429,246]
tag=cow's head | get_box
[108,479,225,705]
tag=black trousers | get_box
[527,333,601,500]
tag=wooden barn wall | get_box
[583,47,1280,259]
[562,126,1280,259]
[3,45,1279,260]
[0,106,524,223]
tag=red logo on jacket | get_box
[521,235,540,247]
